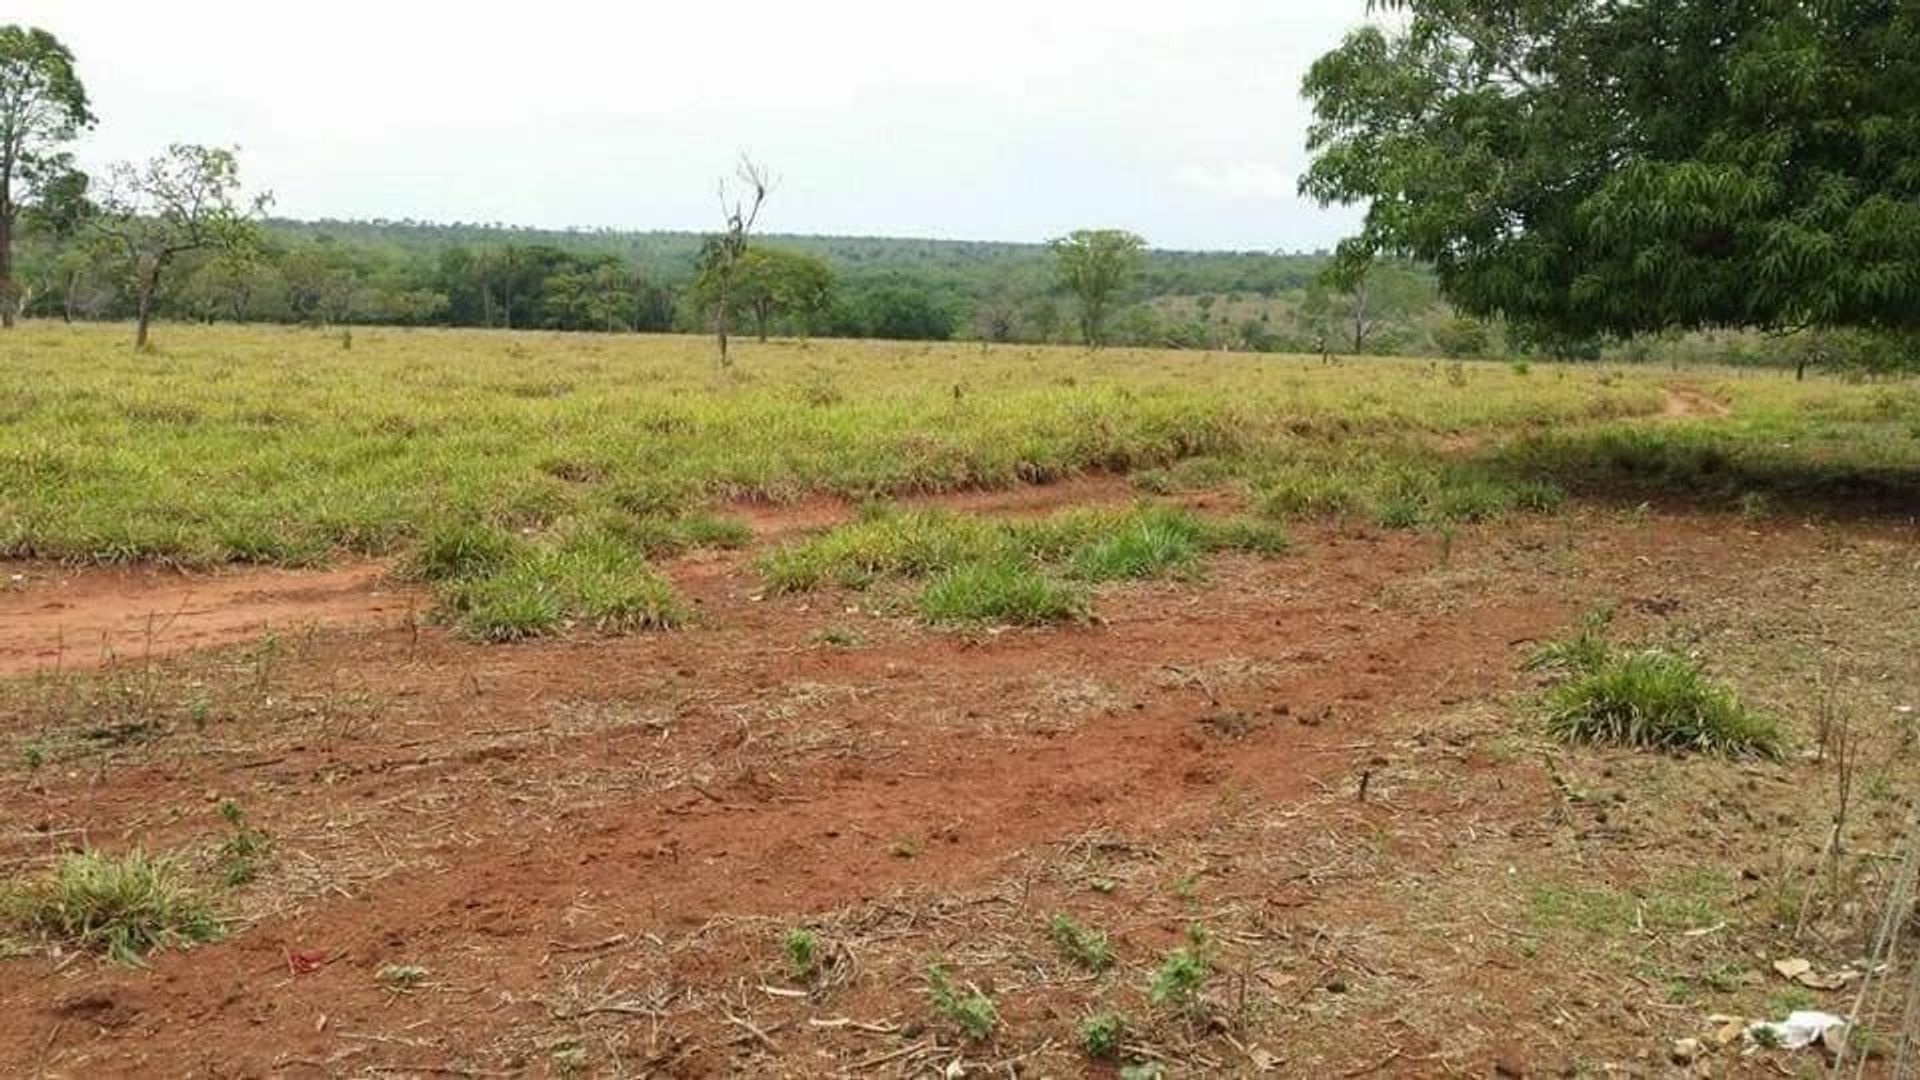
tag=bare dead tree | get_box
[704,155,773,367]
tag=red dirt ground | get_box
[0,500,1911,1077]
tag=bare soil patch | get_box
[0,562,413,675]
[1,504,1914,1077]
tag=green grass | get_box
[760,503,1289,619]
[3,850,221,962]
[1545,648,1782,758]
[434,526,686,641]
[1080,1010,1128,1058]
[917,560,1088,626]
[0,324,1694,573]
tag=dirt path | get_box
[0,562,413,675]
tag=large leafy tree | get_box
[0,26,94,328]
[1049,229,1144,348]
[1301,1,1920,343]
[91,144,269,349]
[726,247,834,341]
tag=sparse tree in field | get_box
[723,246,833,341]
[1432,315,1491,358]
[1049,229,1144,349]
[1299,262,1427,354]
[701,156,773,365]
[90,144,269,349]
[1301,0,1920,346]
[0,26,94,328]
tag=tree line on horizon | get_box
[5,6,1917,372]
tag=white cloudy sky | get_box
[12,1,1377,251]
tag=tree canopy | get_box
[0,25,93,326]
[1049,229,1144,348]
[1301,0,1920,342]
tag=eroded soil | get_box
[1,499,1916,1078]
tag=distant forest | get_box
[13,214,1480,355]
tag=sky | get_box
[12,0,1377,252]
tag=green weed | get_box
[1080,1010,1128,1058]
[3,850,221,962]
[1047,912,1115,971]
[926,963,997,1040]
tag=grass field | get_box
[2,322,1918,1076]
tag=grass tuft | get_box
[1545,649,1782,758]
[4,850,221,962]
[917,560,1088,627]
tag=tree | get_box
[91,144,269,349]
[1432,316,1491,358]
[13,157,89,321]
[701,156,772,365]
[1299,262,1429,354]
[1301,1,1920,344]
[728,247,833,341]
[1049,229,1143,348]
[0,26,94,328]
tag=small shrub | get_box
[1147,925,1213,1007]
[782,928,818,979]
[926,963,997,1040]
[1048,913,1114,971]
[918,560,1087,626]
[1080,1009,1127,1058]
[214,800,270,887]
[4,850,220,962]
[1546,649,1782,757]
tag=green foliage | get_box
[1434,317,1492,358]
[3,850,220,962]
[926,963,997,1040]
[781,928,818,980]
[1524,609,1614,676]
[1050,229,1145,348]
[1148,945,1211,1007]
[1544,648,1782,758]
[1080,1010,1128,1058]
[214,799,270,887]
[1303,1,1920,342]
[917,559,1088,627]
[438,527,685,641]
[1047,913,1115,971]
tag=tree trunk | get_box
[0,199,14,330]
[715,280,732,366]
[62,270,77,323]
[755,300,770,343]
[134,268,158,350]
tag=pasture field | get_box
[1,322,1918,1076]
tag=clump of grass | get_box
[1080,1009,1128,1058]
[762,504,1285,622]
[438,528,686,641]
[1546,649,1781,758]
[1068,516,1202,581]
[406,520,523,583]
[3,850,220,962]
[1524,608,1615,675]
[926,962,997,1040]
[1048,912,1114,971]
[782,927,818,979]
[917,560,1088,626]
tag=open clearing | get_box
[2,326,1919,1077]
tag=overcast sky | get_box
[12,1,1376,252]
